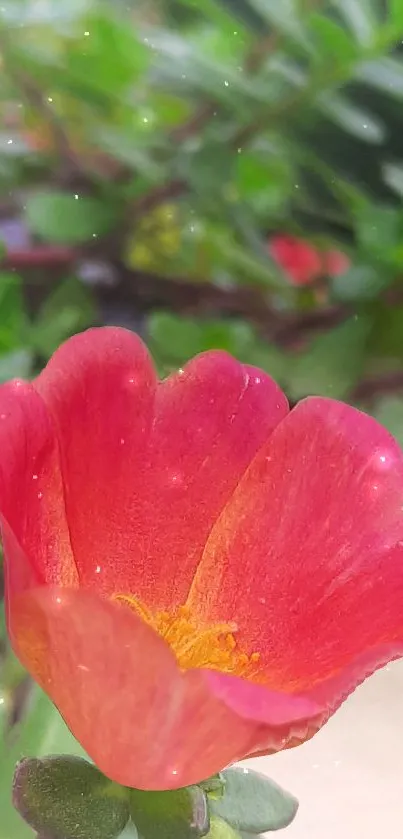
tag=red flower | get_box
[270,234,350,285]
[1,328,403,791]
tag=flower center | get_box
[113,595,260,677]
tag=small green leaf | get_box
[309,14,357,63]
[199,774,226,799]
[13,755,129,839]
[65,10,149,94]
[372,396,403,448]
[332,265,391,301]
[0,349,33,382]
[354,204,402,255]
[205,816,241,839]
[248,0,310,48]
[356,58,403,100]
[333,0,377,46]
[0,272,29,351]
[287,316,372,400]
[316,93,385,143]
[129,785,209,839]
[94,127,164,182]
[25,192,118,245]
[389,0,403,32]
[383,162,403,197]
[0,686,86,839]
[31,276,96,357]
[211,768,298,833]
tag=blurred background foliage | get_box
[1,0,403,834]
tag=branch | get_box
[132,179,187,216]
[352,372,403,403]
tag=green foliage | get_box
[129,786,209,839]
[148,312,288,382]
[1,0,403,833]
[13,756,130,839]
[287,316,372,400]
[210,767,298,833]
[0,686,87,839]
[25,192,119,245]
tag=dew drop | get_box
[120,438,125,446]
[95,565,102,574]
[37,491,43,499]
[32,474,38,480]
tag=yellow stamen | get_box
[113,595,260,677]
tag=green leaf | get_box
[248,0,310,48]
[0,0,92,25]
[129,786,209,839]
[0,273,29,351]
[355,57,403,100]
[30,276,96,357]
[13,756,129,839]
[148,312,205,364]
[388,0,403,33]
[24,192,118,245]
[0,349,33,382]
[309,14,357,63]
[287,316,372,400]
[65,10,149,95]
[235,151,293,217]
[332,265,391,301]
[315,93,385,143]
[212,0,266,31]
[332,0,377,46]
[372,396,403,448]
[205,816,241,839]
[93,127,164,182]
[383,162,403,197]
[211,768,298,833]
[354,204,402,255]
[0,686,86,839]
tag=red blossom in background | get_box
[1,328,403,792]
[270,234,350,286]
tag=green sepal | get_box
[210,768,298,833]
[129,784,209,839]
[13,755,130,839]
[199,774,226,799]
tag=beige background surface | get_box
[245,660,403,839]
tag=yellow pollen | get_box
[113,595,261,677]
